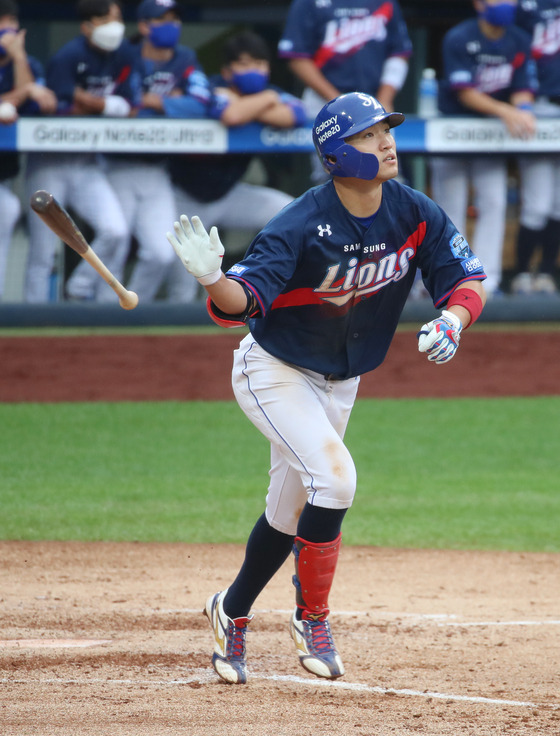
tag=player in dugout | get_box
[167,92,487,684]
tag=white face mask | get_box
[90,21,125,52]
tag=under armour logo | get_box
[317,224,332,237]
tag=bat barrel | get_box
[30,190,54,214]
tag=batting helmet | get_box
[313,92,405,180]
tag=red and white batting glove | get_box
[166,214,225,286]
[417,310,462,364]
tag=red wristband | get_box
[446,287,484,329]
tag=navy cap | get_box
[137,0,180,20]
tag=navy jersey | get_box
[439,18,537,115]
[0,54,46,181]
[222,179,485,379]
[517,0,560,98]
[138,43,210,105]
[278,0,412,96]
[47,35,142,112]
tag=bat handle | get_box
[83,247,138,310]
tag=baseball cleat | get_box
[289,608,345,679]
[204,590,252,684]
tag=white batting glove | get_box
[166,214,225,285]
[417,310,462,365]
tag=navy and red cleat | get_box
[204,590,253,684]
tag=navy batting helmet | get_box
[313,92,405,180]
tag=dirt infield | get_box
[1,542,559,735]
[1,329,559,735]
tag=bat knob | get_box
[30,190,54,214]
[119,290,139,310]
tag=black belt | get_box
[547,96,560,105]
[324,373,344,381]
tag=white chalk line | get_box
[0,639,112,649]
[1,672,558,710]
[159,607,560,627]
[440,620,560,627]
[2,611,557,710]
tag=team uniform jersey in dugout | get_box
[516,0,560,98]
[47,35,142,111]
[278,0,412,97]
[220,179,486,380]
[438,18,537,115]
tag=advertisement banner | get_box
[17,118,227,153]
[426,117,560,153]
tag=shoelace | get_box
[306,619,335,656]
[226,619,248,659]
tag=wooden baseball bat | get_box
[29,190,139,310]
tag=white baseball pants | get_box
[232,333,360,536]
[517,98,560,231]
[106,159,178,302]
[430,155,508,293]
[24,153,128,302]
[0,181,21,300]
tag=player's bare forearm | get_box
[375,84,397,112]
[12,57,35,90]
[457,88,535,137]
[257,102,299,128]
[72,88,105,115]
[447,281,487,328]
[287,58,339,101]
[205,275,249,315]
[3,31,34,88]
[457,87,507,117]
[220,90,280,126]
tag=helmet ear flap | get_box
[323,141,380,180]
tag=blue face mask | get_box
[149,22,181,49]
[231,70,269,95]
[481,3,517,27]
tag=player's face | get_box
[0,17,19,32]
[345,122,399,181]
[226,54,270,78]
[474,0,517,16]
[83,2,123,34]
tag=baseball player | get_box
[278,0,412,181]
[103,0,211,302]
[0,0,56,301]
[429,0,537,296]
[167,92,487,684]
[24,0,141,303]
[511,0,560,294]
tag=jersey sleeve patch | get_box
[227,264,249,277]
[448,232,484,277]
[450,233,470,259]
[462,256,484,275]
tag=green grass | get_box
[1,397,558,551]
